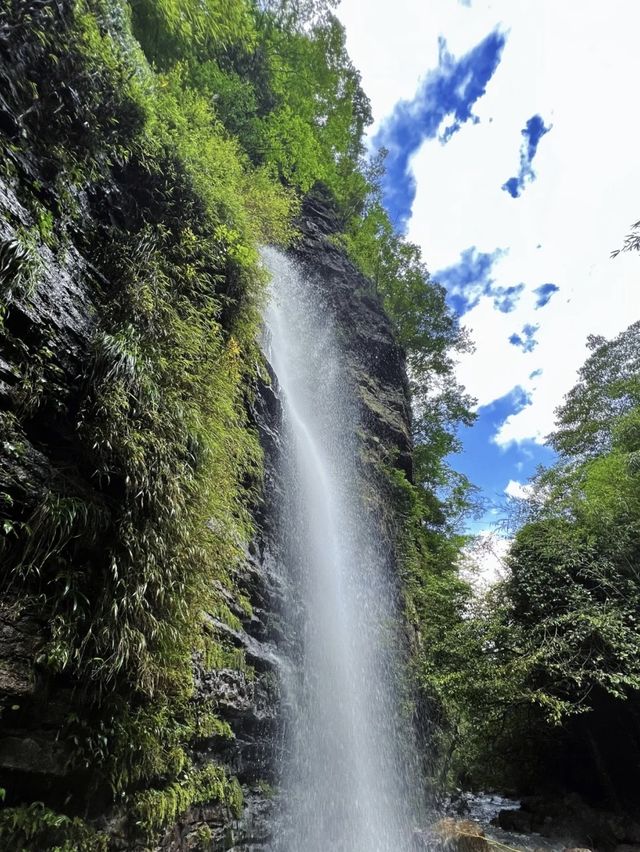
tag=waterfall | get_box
[261,247,419,852]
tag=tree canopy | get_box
[431,323,640,809]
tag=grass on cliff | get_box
[0,0,478,846]
[0,0,294,845]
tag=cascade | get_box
[261,247,418,852]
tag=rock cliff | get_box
[292,193,413,480]
[155,195,415,849]
[0,5,413,848]
[0,182,412,852]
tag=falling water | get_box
[261,247,419,852]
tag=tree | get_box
[464,323,640,807]
[550,321,640,459]
[611,219,640,258]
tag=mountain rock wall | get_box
[0,6,413,847]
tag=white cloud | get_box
[504,479,532,500]
[338,0,640,447]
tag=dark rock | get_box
[0,607,41,698]
[157,788,275,852]
[0,150,413,849]
[0,165,101,803]
[292,194,413,479]
[497,808,533,833]
[501,795,640,849]
[0,734,71,776]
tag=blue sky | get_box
[338,0,640,545]
[373,29,507,230]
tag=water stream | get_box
[261,248,419,852]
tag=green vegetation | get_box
[424,322,640,811]
[0,803,108,852]
[6,0,635,836]
[0,0,292,844]
[0,234,39,311]
[0,0,474,846]
[133,764,243,841]
[8,0,634,838]
[341,191,475,494]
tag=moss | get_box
[67,694,237,796]
[0,0,290,846]
[33,204,56,247]
[132,763,243,841]
[256,779,275,799]
[0,0,281,683]
[193,823,214,845]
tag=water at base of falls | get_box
[261,247,421,852]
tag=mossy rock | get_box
[433,818,490,852]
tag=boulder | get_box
[434,818,490,852]
[497,808,533,833]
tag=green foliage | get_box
[0,803,108,852]
[257,0,339,30]
[383,463,481,785]
[550,321,640,459]
[129,0,257,67]
[507,391,640,716]
[0,238,31,297]
[132,764,243,841]
[0,0,296,845]
[507,517,640,706]
[0,0,479,840]
[444,325,640,802]
[194,823,215,844]
[0,233,39,310]
[13,0,146,168]
[342,200,468,381]
[611,218,640,258]
[257,13,371,198]
[5,216,264,700]
[353,189,481,783]
[339,176,475,517]
[256,779,276,798]
[68,693,235,796]
[1,0,295,680]
[127,0,370,207]
[143,66,296,249]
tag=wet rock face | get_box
[0,159,411,848]
[291,193,413,478]
[0,189,97,522]
[154,374,287,851]
[0,176,100,801]
[0,149,284,844]
[0,609,40,699]
[157,788,274,852]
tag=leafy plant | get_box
[0,803,108,852]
